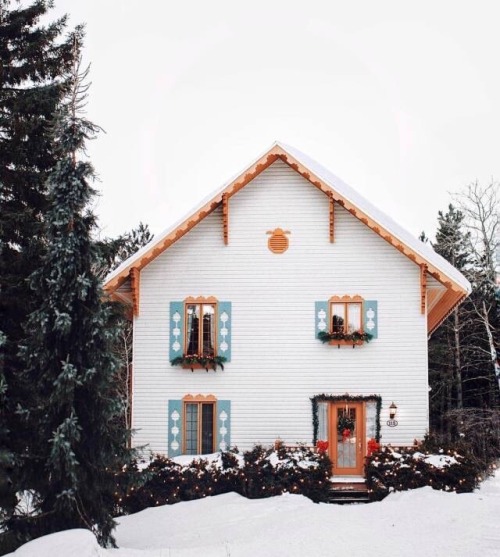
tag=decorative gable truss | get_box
[104,143,470,334]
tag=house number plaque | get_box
[386,419,398,427]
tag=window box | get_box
[169,297,232,368]
[171,354,227,371]
[315,296,377,347]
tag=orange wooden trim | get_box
[182,363,210,370]
[329,339,364,346]
[275,149,466,293]
[329,295,363,303]
[183,394,217,402]
[267,228,291,254]
[104,144,469,334]
[222,193,229,245]
[427,286,446,312]
[329,191,335,243]
[428,289,467,336]
[108,289,133,308]
[104,149,282,294]
[184,296,218,304]
[420,264,427,315]
[130,267,140,316]
[104,145,466,297]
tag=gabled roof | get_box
[104,142,471,334]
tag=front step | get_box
[327,482,371,504]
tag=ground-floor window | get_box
[184,400,215,455]
[168,396,231,458]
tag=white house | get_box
[104,142,470,477]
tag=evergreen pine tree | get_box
[429,202,499,436]
[429,205,471,428]
[12,50,132,547]
[0,0,75,514]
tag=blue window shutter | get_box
[168,399,182,457]
[218,302,231,362]
[315,301,328,338]
[170,301,184,361]
[364,300,378,339]
[216,400,231,451]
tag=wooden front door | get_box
[330,401,365,475]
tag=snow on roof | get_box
[277,141,471,294]
[104,141,471,297]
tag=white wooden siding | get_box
[132,160,429,454]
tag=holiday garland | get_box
[170,354,227,371]
[311,394,382,444]
[317,330,373,344]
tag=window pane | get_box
[185,403,198,455]
[331,303,345,333]
[200,403,214,454]
[336,407,357,468]
[186,304,200,355]
[201,305,215,357]
[317,402,328,441]
[347,303,362,333]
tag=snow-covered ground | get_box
[7,468,500,557]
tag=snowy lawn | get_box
[8,468,500,557]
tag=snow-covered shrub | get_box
[365,444,482,501]
[116,444,332,514]
[115,454,242,514]
[243,443,331,502]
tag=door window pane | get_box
[336,407,357,468]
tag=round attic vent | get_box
[267,228,290,254]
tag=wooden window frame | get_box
[328,295,364,346]
[184,296,218,363]
[182,394,217,455]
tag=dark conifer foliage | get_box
[12,52,132,547]
[0,0,75,525]
[429,203,499,435]
[429,206,470,426]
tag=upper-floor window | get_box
[315,296,377,346]
[169,298,232,367]
[330,297,363,335]
[186,301,216,357]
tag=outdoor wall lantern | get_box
[389,402,398,420]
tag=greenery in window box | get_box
[317,330,373,344]
[170,354,227,371]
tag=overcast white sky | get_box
[51,0,500,242]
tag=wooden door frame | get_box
[329,400,365,475]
